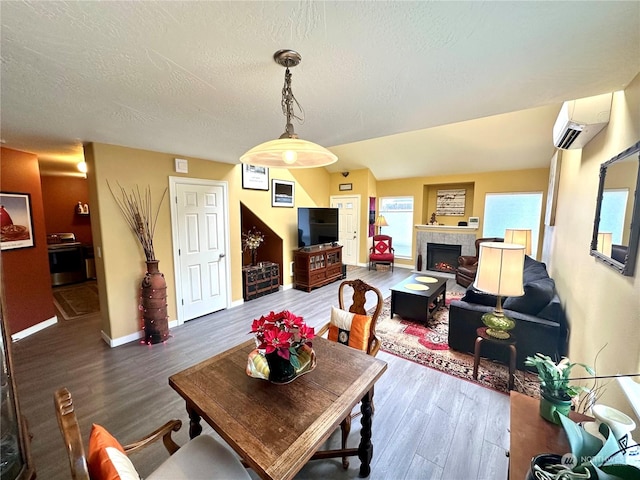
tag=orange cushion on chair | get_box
[88,424,140,480]
[328,307,372,351]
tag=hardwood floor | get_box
[12,266,509,480]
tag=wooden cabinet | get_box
[294,245,343,292]
[242,262,280,301]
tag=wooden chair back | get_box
[54,388,90,480]
[337,279,384,356]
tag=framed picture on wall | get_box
[0,192,35,250]
[272,179,295,207]
[242,165,269,191]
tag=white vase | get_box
[592,404,637,460]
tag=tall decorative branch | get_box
[107,181,167,262]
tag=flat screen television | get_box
[297,207,339,248]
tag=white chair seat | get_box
[147,435,251,480]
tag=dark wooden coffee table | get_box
[390,274,447,323]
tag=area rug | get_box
[53,281,100,320]
[372,294,540,397]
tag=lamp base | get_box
[481,311,515,339]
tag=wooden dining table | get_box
[169,337,388,480]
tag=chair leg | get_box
[340,416,351,469]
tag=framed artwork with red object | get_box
[0,192,35,250]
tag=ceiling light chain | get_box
[280,66,304,139]
[239,49,337,169]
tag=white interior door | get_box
[170,178,230,322]
[331,195,360,265]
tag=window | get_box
[379,197,414,257]
[601,189,629,244]
[483,192,543,256]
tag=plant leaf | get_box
[591,464,640,480]
[558,414,604,460]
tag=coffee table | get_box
[390,274,447,323]
[169,337,387,480]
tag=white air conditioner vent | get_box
[553,93,612,150]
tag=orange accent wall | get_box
[0,147,56,335]
[41,176,93,244]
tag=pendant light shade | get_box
[240,138,337,168]
[240,50,338,169]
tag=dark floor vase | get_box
[265,351,296,384]
[141,260,169,344]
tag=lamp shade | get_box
[473,242,525,297]
[240,138,337,169]
[597,232,613,257]
[504,228,532,255]
[374,215,388,227]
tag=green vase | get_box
[539,390,572,424]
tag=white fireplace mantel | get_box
[415,224,478,231]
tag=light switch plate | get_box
[175,158,188,173]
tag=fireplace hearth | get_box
[427,243,462,273]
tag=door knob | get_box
[219,253,226,258]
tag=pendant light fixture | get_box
[240,50,338,169]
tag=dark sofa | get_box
[448,255,569,370]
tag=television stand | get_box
[293,245,343,292]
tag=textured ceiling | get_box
[1,1,639,179]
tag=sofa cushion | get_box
[461,286,499,307]
[523,255,549,282]
[504,277,555,315]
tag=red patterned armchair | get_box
[369,235,395,271]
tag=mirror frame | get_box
[590,140,640,276]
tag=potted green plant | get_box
[525,353,595,424]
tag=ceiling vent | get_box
[553,92,613,150]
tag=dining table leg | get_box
[357,388,374,477]
[186,403,203,439]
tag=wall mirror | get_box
[590,140,640,276]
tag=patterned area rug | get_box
[53,281,100,320]
[372,293,540,397]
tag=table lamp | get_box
[504,228,532,255]
[597,232,613,257]
[473,242,525,339]
[374,215,388,235]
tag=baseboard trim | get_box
[103,318,180,348]
[11,316,58,342]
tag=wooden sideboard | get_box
[509,391,591,479]
[242,262,280,301]
[293,245,343,292]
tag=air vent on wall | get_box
[553,92,613,150]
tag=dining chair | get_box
[54,387,251,480]
[319,278,384,468]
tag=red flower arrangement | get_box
[250,310,315,369]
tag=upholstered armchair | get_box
[369,235,395,271]
[455,237,504,287]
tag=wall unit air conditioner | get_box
[553,92,612,150]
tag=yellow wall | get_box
[376,168,550,267]
[550,74,640,424]
[87,143,330,340]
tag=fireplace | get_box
[426,243,462,273]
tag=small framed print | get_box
[242,165,269,191]
[1,192,35,250]
[339,183,353,191]
[272,179,295,207]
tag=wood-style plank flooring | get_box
[12,266,510,480]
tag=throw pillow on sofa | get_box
[523,255,549,282]
[503,277,555,315]
[461,286,499,307]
